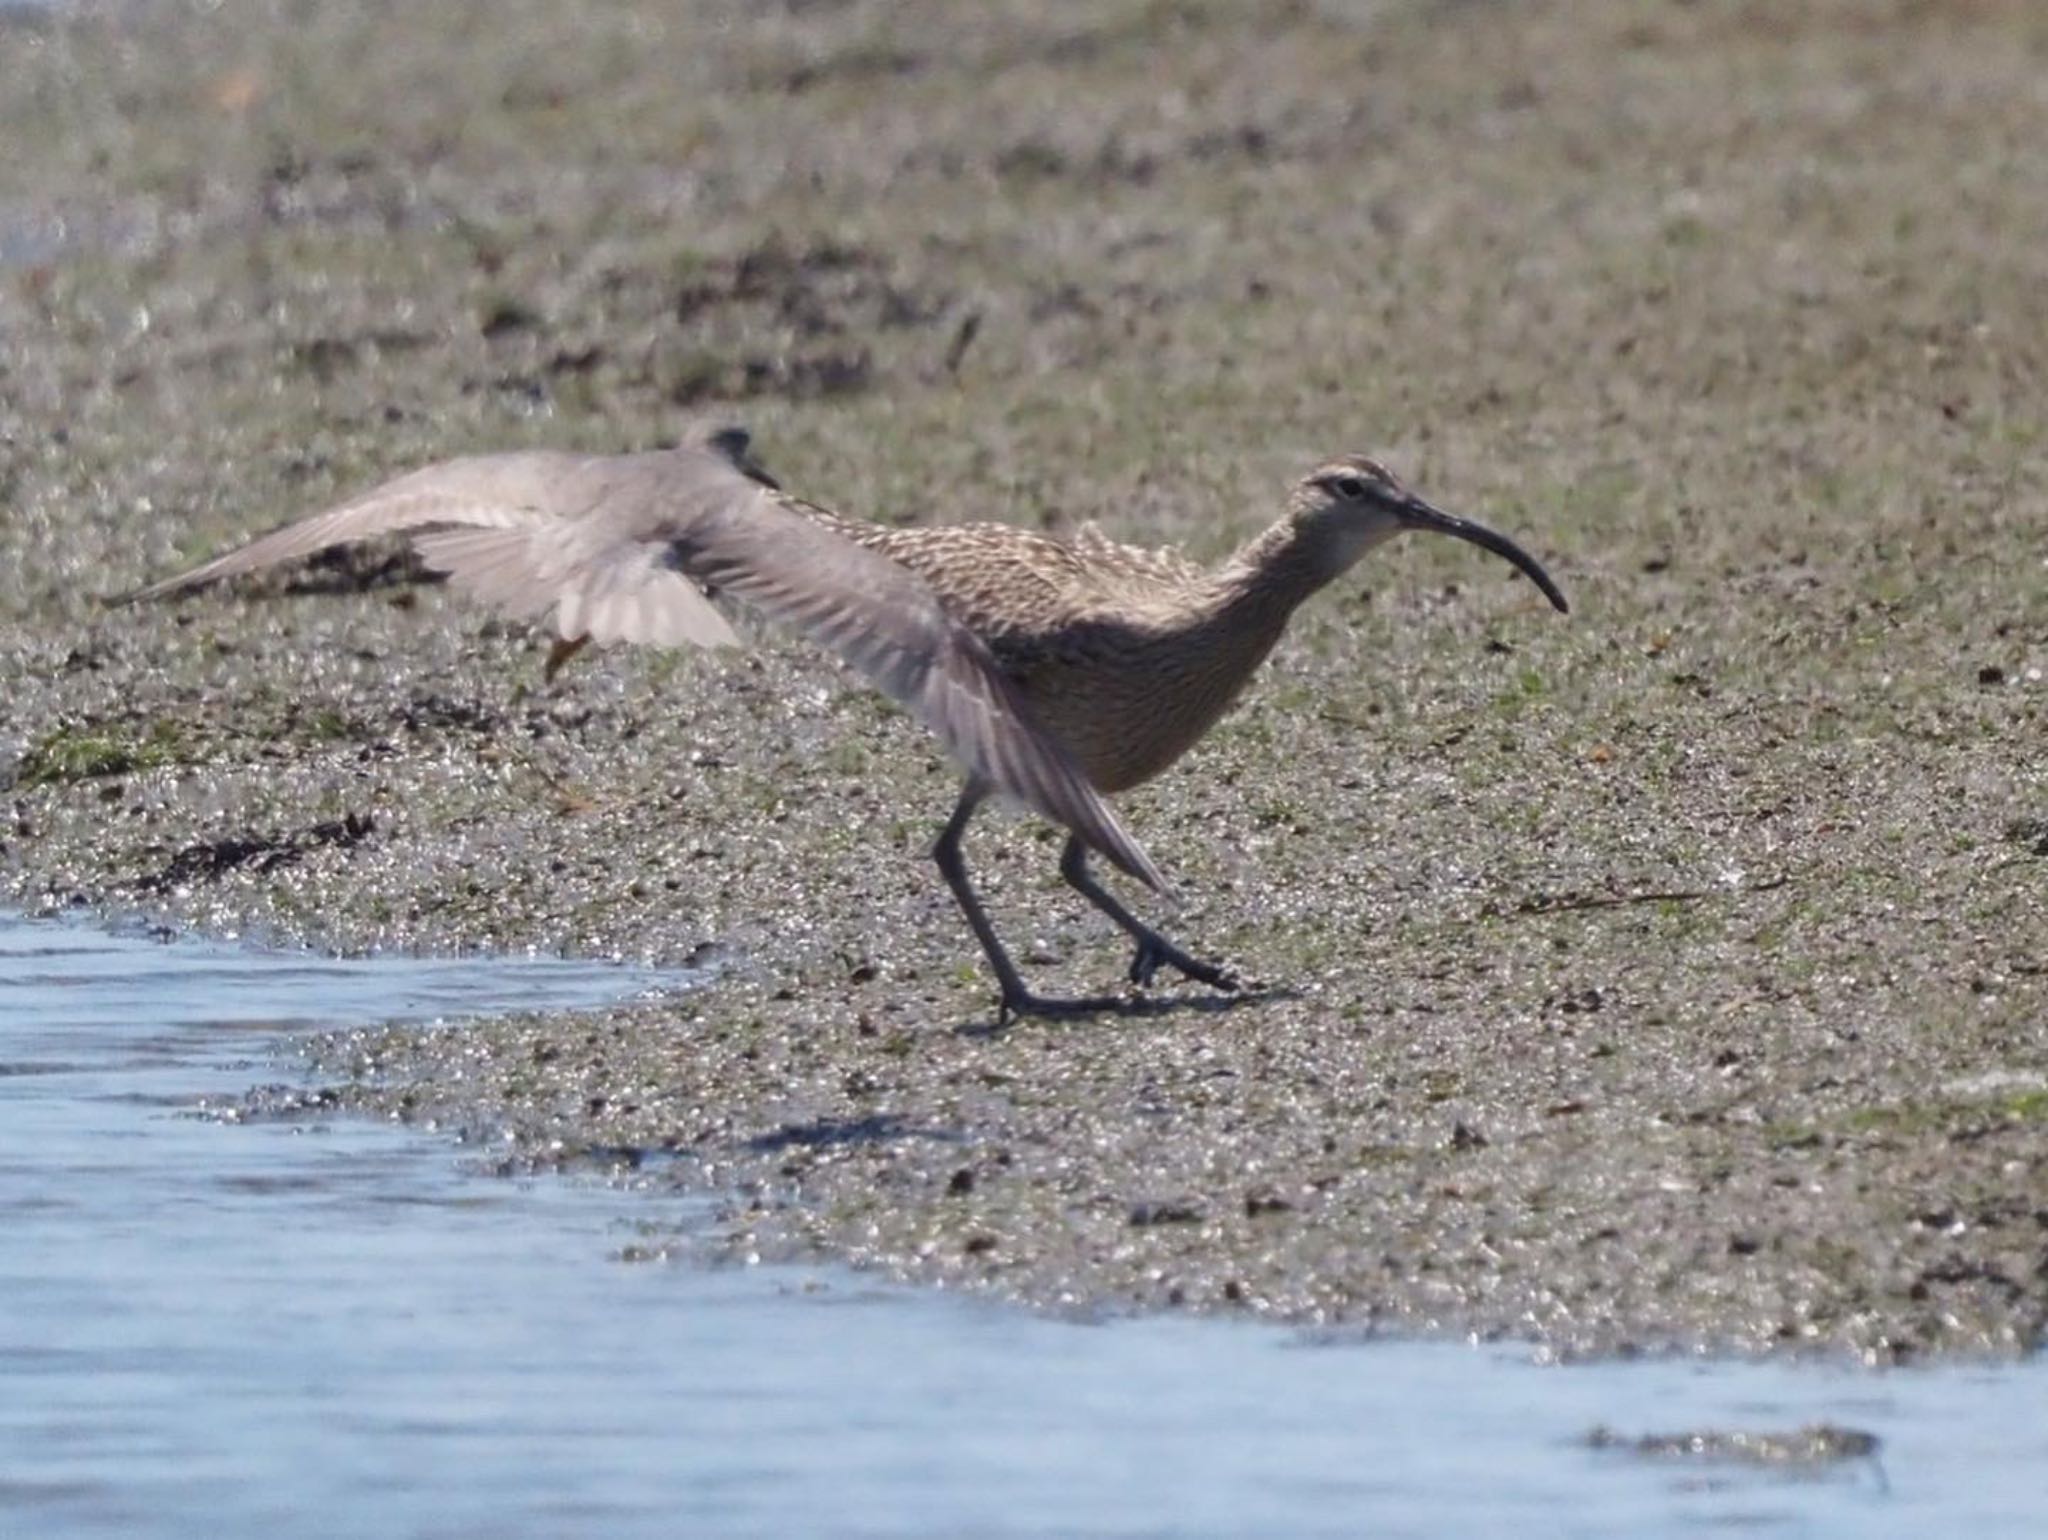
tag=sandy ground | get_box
[2,0,2045,1360]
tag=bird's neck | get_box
[1206,515,1379,625]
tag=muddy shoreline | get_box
[4,0,2045,1360]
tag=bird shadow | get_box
[744,1113,965,1154]
[953,981,1300,1039]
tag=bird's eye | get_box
[1331,475,1367,499]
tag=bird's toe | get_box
[1127,941,1165,988]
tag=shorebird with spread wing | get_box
[127,428,1568,1020]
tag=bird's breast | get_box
[1005,612,1288,794]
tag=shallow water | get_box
[0,912,2041,1538]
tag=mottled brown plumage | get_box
[123,430,1568,1020]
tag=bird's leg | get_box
[543,633,590,682]
[934,784,1127,1024]
[1059,835,1240,993]
[934,784,1029,1010]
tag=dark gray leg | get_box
[1059,835,1240,992]
[933,783,1127,1024]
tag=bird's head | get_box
[1289,455,1570,613]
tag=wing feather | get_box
[119,454,589,602]
[669,488,1166,891]
[123,439,1162,890]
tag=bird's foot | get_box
[997,988,1136,1027]
[1126,935,1241,993]
[989,942,1245,1024]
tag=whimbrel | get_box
[126,428,1568,1020]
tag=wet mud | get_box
[3,0,2045,1360]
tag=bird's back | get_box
[786,502,1200,641]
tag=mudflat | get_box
[2,0,2043,1359]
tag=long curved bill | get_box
[1399,495,1570,614]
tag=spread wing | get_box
[120,439,1167,893]
[122,450,743,651]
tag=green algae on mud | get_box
[3,0,2046,1361]
[13,719,191,787]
